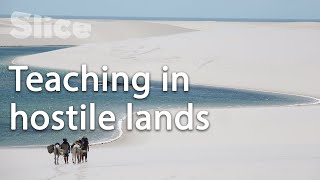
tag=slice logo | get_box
[10,11,91,39]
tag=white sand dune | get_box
[2,20,320,179]
[14,21,320,96]
[0,19,193,46]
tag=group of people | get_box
[50,136,89,164]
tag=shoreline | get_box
[10,48,320,103]
[0,45,75,47]
[3,54,320,149]
[1,88,319,149]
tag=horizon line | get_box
[1,14,320,22]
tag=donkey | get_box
[71,141,81,164]
[53,143,62,165]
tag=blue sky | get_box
[1,0,319,19]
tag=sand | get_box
[1,19,320,179]
[0,18,193,46]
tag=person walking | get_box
[81,136,89,162]
[60,138,70,164]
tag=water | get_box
[0,47,317,147]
